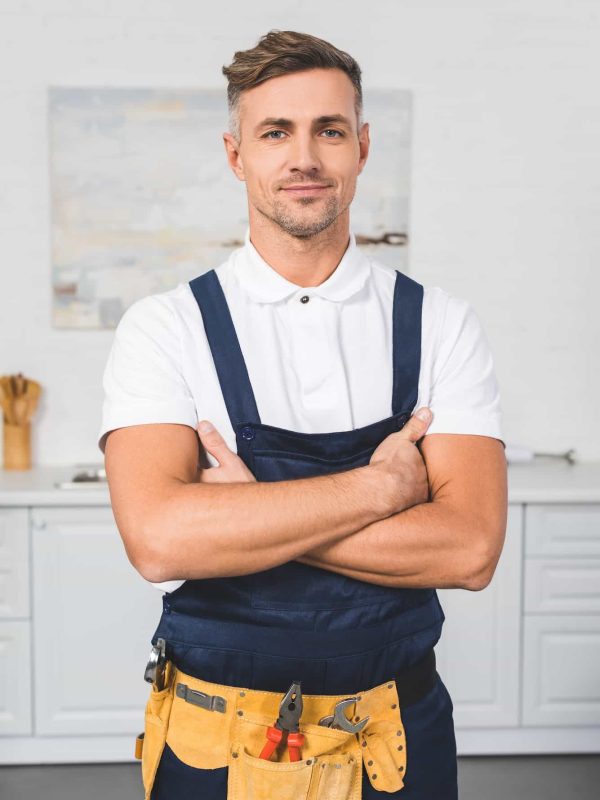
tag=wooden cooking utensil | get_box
[1,372,43,470]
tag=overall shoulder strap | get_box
[392,270,424,415]
[188,270,261,428]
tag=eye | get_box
[263,130,286,140]
[321,129,344,138]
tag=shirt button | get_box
[300,295,310,304]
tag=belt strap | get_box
[392,648,437,707]
[168,649,437,711]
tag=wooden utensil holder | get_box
[3,421,31,470]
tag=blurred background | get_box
[0,1,598,798]
[0,0,598,464]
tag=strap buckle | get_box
[176,682,227,713]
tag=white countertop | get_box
[506,460,600,502]
[0,460,599,505]
[0,465,111,506]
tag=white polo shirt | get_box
[98,227,504,457]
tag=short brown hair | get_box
[222,29,363,142]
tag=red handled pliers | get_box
[259,681,305,762]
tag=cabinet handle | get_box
[32,519,47,532]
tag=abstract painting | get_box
[48,87,411,328]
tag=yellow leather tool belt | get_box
[136,661,408,800]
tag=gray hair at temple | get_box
[222,29,364,144]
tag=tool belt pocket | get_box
[228,713,362,800]
[357,680,408,793]
[165,677,233,769]
[140,675,175,799]
[360,718,406,793]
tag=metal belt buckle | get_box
[144,637,167,690]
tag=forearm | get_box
[142,465,392,582]
[296,500,484,590]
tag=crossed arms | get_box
[105,409,508,593]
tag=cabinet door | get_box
[32,507,163,736]
[0,620,31,735]
[436,504,522,728]
[522,615,600,726]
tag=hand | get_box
[196,421,257,483]
[369,408,433,514]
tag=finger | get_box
[197,420,235,464]
[396,408,433,443]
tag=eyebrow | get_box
[254,114,353,134]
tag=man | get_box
[100,29,507,800]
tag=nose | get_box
[287,130,323,174]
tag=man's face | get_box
[223,68,369,239]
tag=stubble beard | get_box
[266,193,342,239]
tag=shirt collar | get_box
[233,226,370,303]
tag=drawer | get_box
[0,508,30,618]
[525,504,600,557]
[525,558,600,613]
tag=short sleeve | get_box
[425,295,504,445]
[97,294,197,454]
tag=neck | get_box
[247,209,351,288]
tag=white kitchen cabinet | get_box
[522,502,600,728]
[0,620,31,735]
[436,505,523,728]
[31,506,162,736]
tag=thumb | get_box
[397,407,433,443]
[197,420,233,464]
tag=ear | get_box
[223,132,246,182]
[357,121,370,176]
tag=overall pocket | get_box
[141,679,175,799]
[227,713,362,800]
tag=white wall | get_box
[1,0,598,465]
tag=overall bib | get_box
[148,268,458,799]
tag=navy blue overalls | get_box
[150,268,458,799]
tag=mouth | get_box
[281,185,331,197]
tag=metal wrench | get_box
[318,696,370,733]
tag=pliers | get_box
[259,681,305,762]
